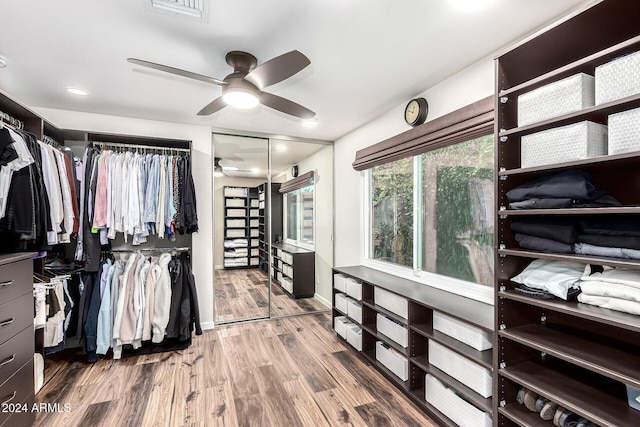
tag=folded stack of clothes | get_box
[506,169,620,210]
[578,265,640,315]
[511,259,583,300]
[223,238,248,248]
[575,219,640,260]
[511,218,578,254]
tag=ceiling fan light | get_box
[222,89,259,109]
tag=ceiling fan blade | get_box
[197,96,228,116]
[260,92,315,119]
[127,58,227,86]
[245,50,310,89]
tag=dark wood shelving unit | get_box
[271,243,314,298]
[333,265,494,426]
[501,361,640,427]
[495,2,640,425]
[257,182,282,274]
[500,324,640,389]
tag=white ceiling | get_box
[0,0,588,142]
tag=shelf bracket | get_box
[499,400,507,408]
[499,323,506,330]
[499,362,506,369]
[500,96,508,104]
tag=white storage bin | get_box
[226,219,246,228]
[250,258,259,266]
[227,208,245,217]
[375,341,408,381]
[259,201,265,209]
[374,287,408,319]
[518,73,594,126]
[377,313,408,348]
[334,316,351,339]
[225,198,246,207]
[251,199,259,208]
[346,324,363,351]
[226,229,245,238]
[433,312,492,351]
[282,252,293,265]
[259,192,265,201]
[425,374,491,427]
[250,209,259,217]
[250,229,259,237]
[596,50,640,104]
[251,239,259,247]
[521,121,607,168]
[333,273,348,292]
[429,341,492,398]
[335,293,349,314]
[347,299,362,324]
[276,271,282,282]
[224,187,247,197]
[281,277,293,293]
[250,248,259,257]
[608,106,640,155]
[250,219,259,227]
[346,278,363,301]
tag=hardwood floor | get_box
[34,313,438,427]
[215,268,328,322]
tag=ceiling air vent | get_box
[149,0,205,20]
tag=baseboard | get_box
[200,321,215,331]
[314,293,331,308]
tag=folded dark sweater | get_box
[511,219,578,244]
[506,169,604,202]
[578,233,640,250]
[580,219,640,237]
[515,233,574,253]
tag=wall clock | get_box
[404,97,429,127]
[291,165,299,177]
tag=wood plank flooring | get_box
[215,268,328,322]
[34,313,438,427]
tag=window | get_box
[369,158,413,267]
[419,135,494,286]
[366,135,494,285]
[284,184,314,248]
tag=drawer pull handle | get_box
[1,391,16,405]
[0,280,13,288]
[0,318,14,327]
[0,354,15,367]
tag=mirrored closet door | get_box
[213,134,270,323]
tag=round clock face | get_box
[404,98,428,126]
[291,165,299,177]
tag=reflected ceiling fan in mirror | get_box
[128,50,315,119]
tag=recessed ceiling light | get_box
[66,87,89,96]
[275,144,287,152]
[0,56,7,68]
[302,118,318,128]
[251,168,260,174]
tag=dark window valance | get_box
[352,96,494,171]
[279,171,315,193]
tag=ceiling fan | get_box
[127,50,315,119]
[214,157,253,175]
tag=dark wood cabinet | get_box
[495,1,640,425]
[0,253,35,427]
[272,243,314,298]
[258,183,282,274]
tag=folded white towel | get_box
[579,280,640,303]
[577,293,640,315]
[581,265,640,289]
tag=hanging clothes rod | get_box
[107,247,191,253]
[91,141,190,153]
[0,110,24,130]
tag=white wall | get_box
[32,107,217,329]
[279,144,334,306]
[333,57,494,271]
[214,175,266,268]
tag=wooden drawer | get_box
[0,293,33,347]
[0,258,31,305]
[0,328,34,389]
[0,360,34,426]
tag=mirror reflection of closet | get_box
[213,134,269,324]
[269,138,333,317]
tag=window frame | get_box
[284,185,315,250]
